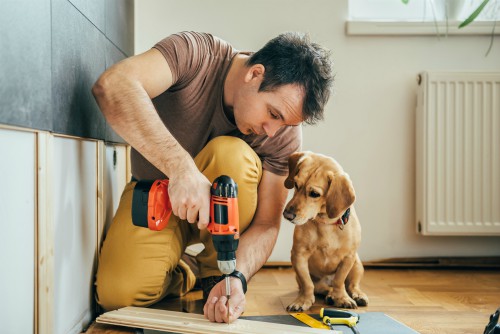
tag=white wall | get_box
[134,0,500,261]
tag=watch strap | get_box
[222,270,247,294]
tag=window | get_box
[349,0,500,22]
[347,0,500,35]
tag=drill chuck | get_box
[212,234,239,274]
[217,259,236,275]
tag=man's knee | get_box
[199,136,262,181]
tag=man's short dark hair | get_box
[246,32,334,125]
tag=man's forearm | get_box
[92,71,195,178]
[235,221,280,281]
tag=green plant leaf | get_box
[401,0,409,4]
[459,0,490,28]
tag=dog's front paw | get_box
[351,291,369,307]
[286,295,315,312]
[325,294,358,309]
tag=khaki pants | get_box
[95,137,262,311]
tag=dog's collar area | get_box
[335,208,351,229]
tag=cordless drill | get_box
[206,176,240,311]
[131,175,240,281]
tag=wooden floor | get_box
[86,266,500,334]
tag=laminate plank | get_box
[96,307,329,334]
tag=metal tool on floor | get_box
[289,312,342,333]
[321,308,360,334]
[484,306,500,334]
[289,312,330,330]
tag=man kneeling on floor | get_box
[92,31,333,323]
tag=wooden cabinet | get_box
[0,127,128,334]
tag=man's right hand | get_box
[168,166,211,229]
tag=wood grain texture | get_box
[37,132,54,334]
[96,307,327,334]
[86,267,500,334]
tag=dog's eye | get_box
[309,190,320,198]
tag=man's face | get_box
[233,67,305,137]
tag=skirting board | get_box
[363,256,500,269]
[267,257,500,269]
[96,307,328,334]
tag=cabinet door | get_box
[0,128,36,334]
[103,144,128,237]
[52,136,97,334]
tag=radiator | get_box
[416,72,500,236]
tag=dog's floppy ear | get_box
[326,172,356,219]
[284,151,306,189]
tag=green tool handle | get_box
[320,307,359,319]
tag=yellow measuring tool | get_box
[289,312,343,333]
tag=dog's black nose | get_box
[283,210,296,221]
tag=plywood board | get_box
[52,136,97,333]
[97,307,327,334]
[37,131,54,334]
[102,144,128,237]
[0,128,36,334]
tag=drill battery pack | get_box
[131,179,172,231]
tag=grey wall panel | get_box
[52,0,107,139]
[106,0,134,56]
[104,39,127,143]
[0,0,51,130]
[68,0,105,32]
[0,0,133,141]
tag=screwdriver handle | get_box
[323,316,358,328]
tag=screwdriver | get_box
[226,276,230,324]
[320,308,360,334]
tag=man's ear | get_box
[245,64,265,83]
[325,172,356,219]
[284,151,306,189]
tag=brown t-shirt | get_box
[131,31,302,180]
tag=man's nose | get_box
[263,120,281,137]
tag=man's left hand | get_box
[203,276,246,323]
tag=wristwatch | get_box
[222,270,247,294]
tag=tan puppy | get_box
[283,151,368,311]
